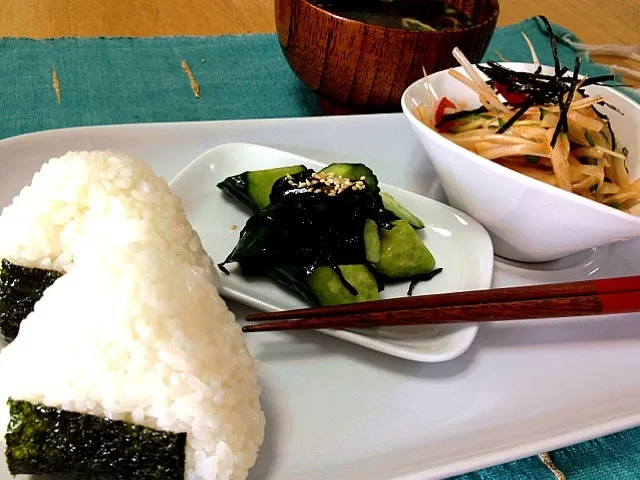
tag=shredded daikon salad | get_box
[415,15,638,213]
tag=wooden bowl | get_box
[275,0,499,114]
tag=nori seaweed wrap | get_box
[0,259,63,343]
[5,399,186,479]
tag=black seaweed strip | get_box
[580,75,616,86]
[539,16,562,76]
[331,265,358,296]
[496,97,536,134]
[592,106,617,151]
[407,268,444,296]
[551,57,581,148]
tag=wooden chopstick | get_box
[242,287,640,333]
[246,275,640,322]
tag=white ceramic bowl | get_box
[401,62,640,263]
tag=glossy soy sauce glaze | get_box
[312,0,474,31]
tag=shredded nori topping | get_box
[473,16,619,148]
[0,259,63,343]
[5,399,186,480]
[496,96,536,134]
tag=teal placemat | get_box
[0,16,637,140]
[1,16,639,480]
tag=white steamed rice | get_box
[0,242,265,479]
[0,150,216,284]
[0,151,265,479]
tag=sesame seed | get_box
[298,182,305,188]
[286,174,293,180]
[360,176,366,181]
[352,186,358,191]
[328,191,336,196]
[307,187,314,192]
[314,188,322,193]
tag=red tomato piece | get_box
[492,81,528,104]
[435,97,457,125]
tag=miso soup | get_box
[313,0,475,31]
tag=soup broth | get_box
[313,0,475,31]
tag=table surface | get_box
[0,0,639,85]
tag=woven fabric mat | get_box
[1,15,639,480]
[0,17,637,140]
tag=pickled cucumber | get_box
[374,220,435,278]
[308,265,380,305]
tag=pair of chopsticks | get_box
[242,275,640,332]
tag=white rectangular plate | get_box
[1,114,640,480]
[168,142,494,362]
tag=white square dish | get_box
[169,142,494,362]
[1,115,639,480]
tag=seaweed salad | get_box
[217,162,442,306]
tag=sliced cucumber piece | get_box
[374,220,435,278]
[217,165,306,212]
[319,163,379,188]
[437,106,488,127]
[363,219,381,263]
[216,172,255,212]
[380,192,425,229]
[247,165,306,210]
[308,265,380,306]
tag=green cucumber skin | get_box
[436,106,489,128]
[248,165,306,210]
[380,192,425,230]
[266,265,380,307]
[217,172,257,213]
[216,165,307,213]
[6,399,186,480]
[363,219,382,263]
[319,163,379,189]
[374,220,436,278]
[309,265,380,306]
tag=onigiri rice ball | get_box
[0,150,216,284]
[0,241,265,480]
